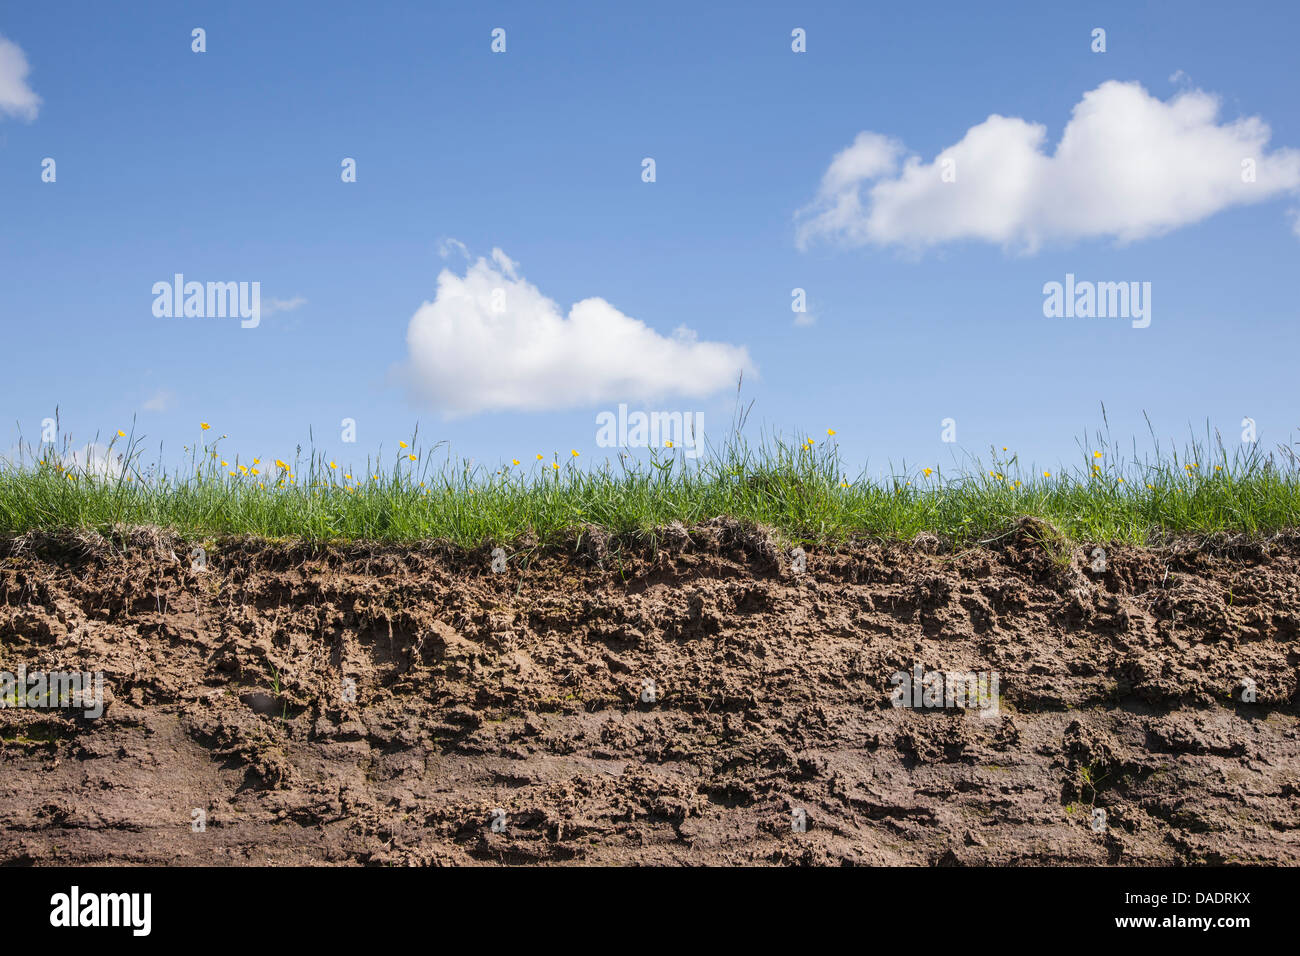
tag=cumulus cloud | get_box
[796,81,1300,253]
[0,35,41,121]
[401,249,754,416]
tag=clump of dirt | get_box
[0,524,1297,866]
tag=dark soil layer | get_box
[1,520,1297,866]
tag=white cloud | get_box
[263,295,307,317]
[0,35,41,121]
[796,81,1300,253]
[141,389,175,412]
[401,248,754,416]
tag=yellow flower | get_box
[1013,480,1021,488]
[1093,450,1102,458]
[221,460,228,467]
[408,454,416,461]
[117,430,126,438]
[1043,471,1051,478]
[1147,483,1154,489]
[251,468,260,476]
[551,463,559,470]
[512,459,519,466]
[665,440,673,448]
[228,471,236,477]
[345,473,352,480]
[840,480,848,487]
[922,467,933,477]
[1214,465,1221,471]
[253,458,260,465]
[571,449,579,457]
[239,465,248,474]
[1118,477,1125,483]
[329,461,337,469]
[200,423,210,431]
[399,441,408,449]
[536,454,543,460]
[827,429,836,436]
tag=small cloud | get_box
[141,388,175,413]
[0,35,41,122]
[400,247,754,417]
[797,80,1300,253]
[263,295,307,317]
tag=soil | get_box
[1,519,1297,866]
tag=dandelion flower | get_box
[200,423,210,431]
[922,467,933,477]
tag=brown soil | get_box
[1,519,1297,866]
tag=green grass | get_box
[3,410,1299,548]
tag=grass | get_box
[2,407,1299,548]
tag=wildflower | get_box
[1043,471,1051,478]
[665,441,673,448]
[117,430,126,438]
[201,423,211,431]
[827,429,836,436]
[536,454,543,460]
[1146,483,1154,489]
[400,441,408,449]
[276,459,288,470]
[1013,480,1021,488]
[253,458,261,465]
[841,480,848,487]
[251,468,259,476]
[221,460,228,468]
[228,471,236,477]
[571,449,579,457]
[329,461,337,469]
[512,459,519,466]
[345,473,352,480]
[239,465,248,474]
[1214,465,1222,472]
[1093,451,1102,458]
[1118,477,1125,483]
[922,467,933,477]
[551,463,559,471]
[408,454,416,461]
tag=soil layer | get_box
[1,521,1297,866]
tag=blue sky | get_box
[2,0,1298,479]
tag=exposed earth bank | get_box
[1,520,1297,865]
